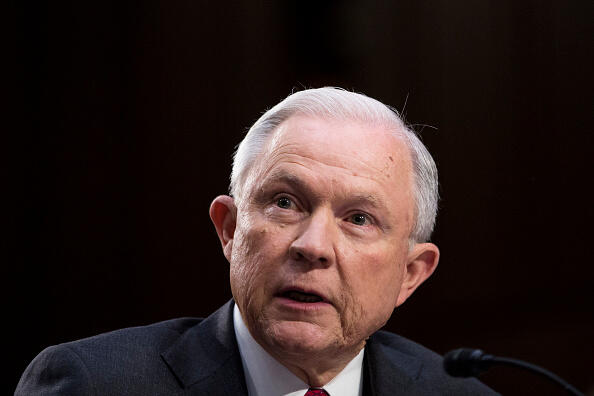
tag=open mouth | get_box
[280,290,325,303]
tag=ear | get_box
[395,243,440,307]
[209,195,237,262]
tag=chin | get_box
[262,319,338,356]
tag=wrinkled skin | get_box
[210,115,439,386]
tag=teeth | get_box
[285,291,323,303]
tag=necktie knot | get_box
[304,388,329,396]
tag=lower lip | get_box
[275,296,332,311]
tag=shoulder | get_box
[366,330,499,395]
[368,329,445,367]
[48,317,204,369]
[66,317,203,353]
[15,317,204,396]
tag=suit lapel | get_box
[363,335,424,396]
[161,300,248,395]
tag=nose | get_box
[289,208,336,266]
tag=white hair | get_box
[230,87,439,243]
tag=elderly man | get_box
[16,88,496,395]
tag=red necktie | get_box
[304,388,329,396]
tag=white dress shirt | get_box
[233,304,364,396]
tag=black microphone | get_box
[443,348,584,396]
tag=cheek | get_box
[341,248,405,334]
[229,219,291,309]
[363,260,402,310]
[229,228,265,304]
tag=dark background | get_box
[8,1,593,394]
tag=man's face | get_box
[219,115,428,362]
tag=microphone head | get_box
[443,348,493,378]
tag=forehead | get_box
[247,115,414,206]
[261,115,412,180]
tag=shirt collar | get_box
[233,304,364,396]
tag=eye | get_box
[349,213,370,226]
[276,196,293,209]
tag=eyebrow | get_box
[263,170,318,198]
[262,169,386,211]
[346,193,383,209]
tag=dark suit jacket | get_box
[16,300,497,395]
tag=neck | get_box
[233,304,366,389]
[265,342,366,387]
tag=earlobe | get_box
[396,243,440,307]
[209,195,237,261]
